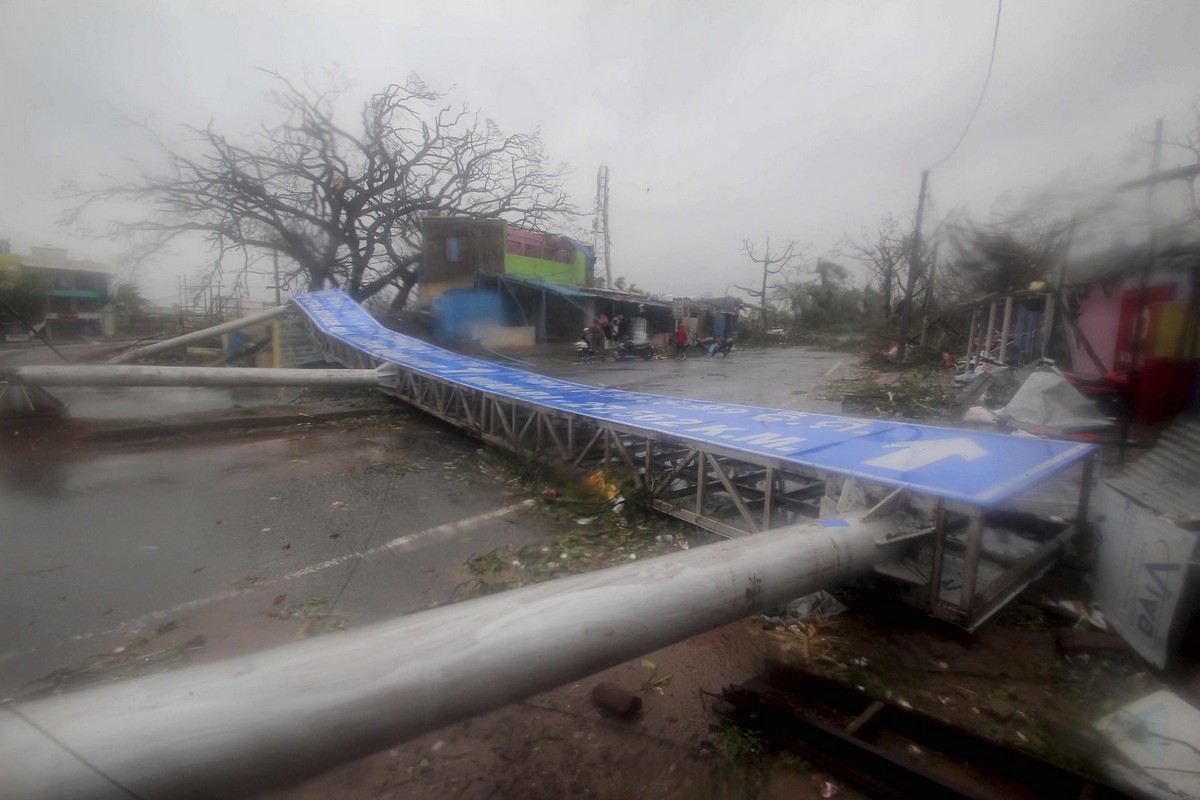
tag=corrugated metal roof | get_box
[1106,416,1200,520]
[499,276,672,308]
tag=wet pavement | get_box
[0,345,859,698]
[0,418,551,696]
[42,385,299,418]
[539,346,854,412]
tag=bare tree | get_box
[845,215,909,318]
[735,237,803,325]
[1164,98,1200,224]
[67,74,574,312]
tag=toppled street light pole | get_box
[3,363,389,388]
[106,305,291,364]
[0,516,901,800]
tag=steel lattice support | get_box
[298,314,830,538]
[296,313,1093,631]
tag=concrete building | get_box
[420,217,675,345]
[0,241,115,339]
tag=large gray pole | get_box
[0,516,899,800]
[5,364,386,388]
[1121,118,1165,465]
[272,251,283,307]
[897,170,930,360]
[107,306,291,364]
[983,302,998,360]
[998,296,1014,364]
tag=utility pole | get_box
[272,251,282,307]
[1120,118,1164,464]
[593,166,612,288]
[896,170,930,361]
[919,244,938,348]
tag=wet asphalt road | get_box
[0,345,857,696]
[540,345,852,411]
[0,419,550,695]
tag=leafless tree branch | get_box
[740,236,805,325]
[66,74,576,308]
[844,214,911,318]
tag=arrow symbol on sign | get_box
[863,438,988,472]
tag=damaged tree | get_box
[846,214,910,319]
[775,259,864,332]
[943,214,1070,299]
[737,237,804,327]
[67,74,573,312]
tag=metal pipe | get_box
[107,306,291,364]
[983,302,998,360]
[4,364,387,388]
[1116,161,1200,191]
[965,309,979,366]
[958,512,986,613]
[927,502,947,612]
[0,516,899,800]
[1121,118,1165,463]
[998,296,1014,364]
[1075,454,1095,537]
[1038,291,1055,361]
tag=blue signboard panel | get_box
[293,290,1094,507]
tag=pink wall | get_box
[1073,283,1124,378]
[1072,272,1191,378]
[505,227,573,264]
[506,227,542,253]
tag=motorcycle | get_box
[574,329,603,362]
[695,335,735,357]
[615,337,656,360]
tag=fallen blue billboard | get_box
[293,289,1093,507]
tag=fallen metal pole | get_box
[0,516,900,800]
[106,306,291,364]
[3,364,387,389]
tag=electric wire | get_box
[318,456,398,631]
[929,0,1003,171]
[2,703,148,800]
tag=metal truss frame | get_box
[371,353,829,538]
[303,319,1095,631]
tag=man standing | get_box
[674,322,688,359]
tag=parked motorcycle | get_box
[615,338,656,360]
[574,329,603,362]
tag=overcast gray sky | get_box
[2,0,1198,306]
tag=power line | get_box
[929,0,1003,171]
[316,459,398,632]
[3,704,147,800]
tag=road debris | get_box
[591,682,643,717]
[1095,689,1200,800]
